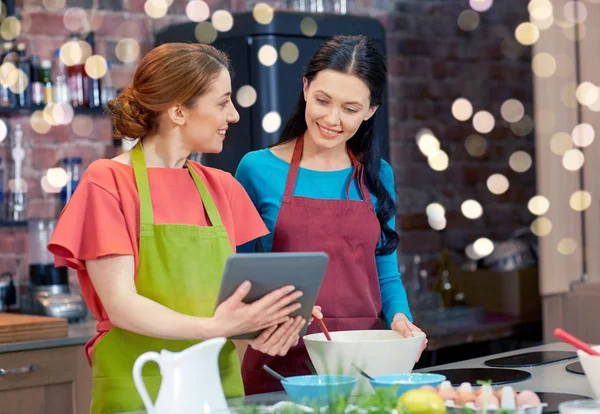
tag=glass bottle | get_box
[41,59,53,104]
[60,157,82,209]
[7,124,26,221]
[85,32,101,108]
[67,34,88,107]
[0,42,12,107]
[15,43,31,108]
[30,55,44,106]
[0,157,4,220]
[100,60,115,106]
[53,49,70,104]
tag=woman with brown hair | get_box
[48,43,305,413]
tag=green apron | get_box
[90,141,243,414]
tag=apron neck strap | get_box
[284,134,371,201]
[131,141,224,227]
[186,163,224,227]
[131,141,154,226]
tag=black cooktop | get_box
[537,392,592,413]
[565,361,585,375]
[484,351,577,368]
[428,368,531,386]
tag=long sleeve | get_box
[234,153,262,253]
[377,161,413,326]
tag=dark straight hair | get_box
[274,35,398,255]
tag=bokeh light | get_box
[509,151,532,173]
[461,199,483,219]
[528,195,550,215]
[487,173,509,195]
[451,98,473,121]
[531,217,553,237]
[465,134,488,158]
[570,190,592,212]
[262,111,281,133]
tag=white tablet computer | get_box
[215,252,328,340]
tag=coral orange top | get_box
[48,159,268,361]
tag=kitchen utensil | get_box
[263,364,285,381]
[368,373,446,396]
[133,337,229,414]
[554,328,600,356]
[576,345,600,399]
[352,363,374,381]
[20,219,87,322]
[281,375,357,405]
[303,330,424,394]
[315,318,331,341]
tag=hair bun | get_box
[107,86,151,139]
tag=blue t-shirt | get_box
[234,148,412,326]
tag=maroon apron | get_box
[241,135,385,395]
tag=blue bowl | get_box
[282,375,358,406]
[369,373,446,396]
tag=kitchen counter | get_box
[119,342,596,413]
[0,318,96,353]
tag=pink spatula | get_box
[554,328,600,356]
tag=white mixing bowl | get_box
[303,330,425,394]
[578,345,600,399]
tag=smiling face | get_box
[303,69,378,151]
[180,68,240,154]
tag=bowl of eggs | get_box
[417,381,546,413]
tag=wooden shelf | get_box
[0,220,28,228]
[0,106,106,116]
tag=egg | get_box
[438,386,458,403]
[420,385,437,393]
[475,393,500,410]
[457,391,477,405]
[457,382,473,393]
[456,382,476,405]
[516,390,541,408]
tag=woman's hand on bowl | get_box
[391,313,428,362]
[248,315,305,356]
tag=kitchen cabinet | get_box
[0,345,92,414]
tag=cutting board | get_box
[0,313,68,343]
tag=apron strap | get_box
[131,141,154,226]
[345,150,372,203]
[186,163,224,227]
[282,136,305,198]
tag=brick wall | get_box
[0,0,534,288]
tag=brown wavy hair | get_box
[107,42,230,139]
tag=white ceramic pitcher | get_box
[133,337,229,414]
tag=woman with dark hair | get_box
[235,35,427,394]
[48,43,306,413]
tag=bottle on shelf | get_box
[30,55,44,106]
[53,49,70,104]
[101,60,116,106]
[0,42,12,107]
[85,32,101,108]
[60,157,81,210]
[0,157,4,220]
[41,59,53,104]
[15,43,31,108]
[67,34,88,107]
[7,124,26,221]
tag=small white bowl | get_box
[577,345,600,399]
[303,330,425,394]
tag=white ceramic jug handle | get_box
[133,351,161,414]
